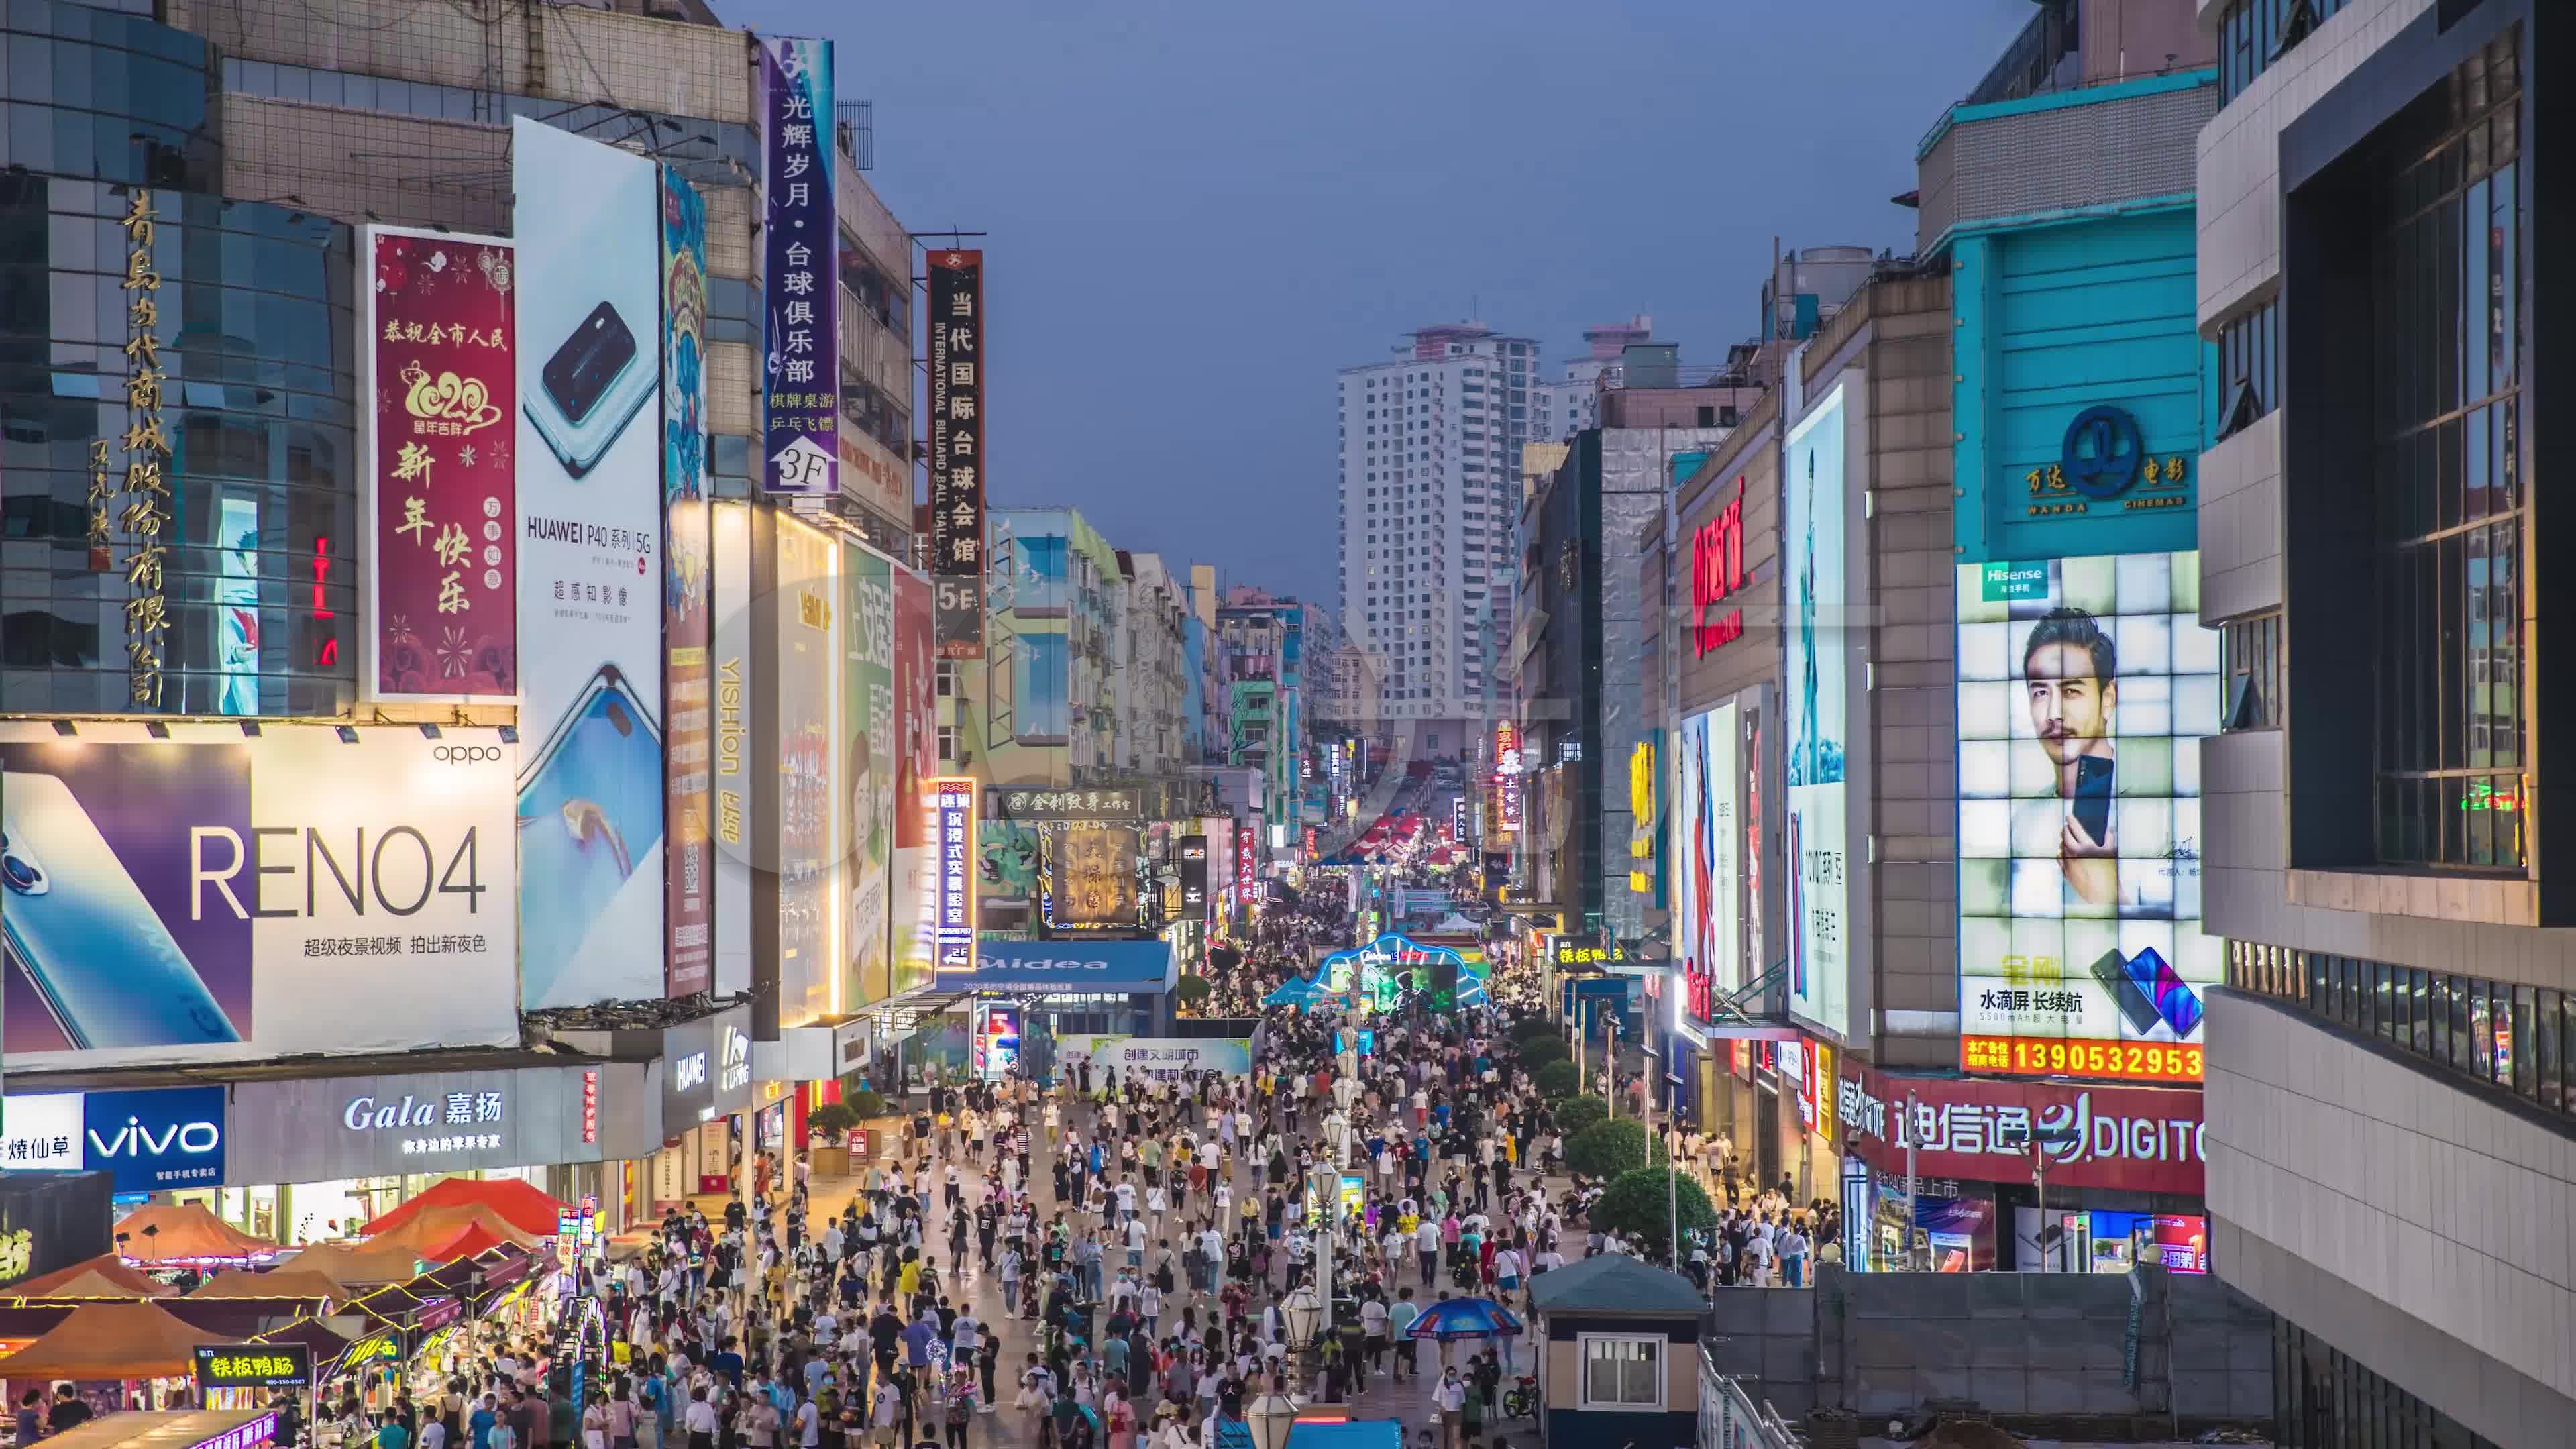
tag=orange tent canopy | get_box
[0,1301,206,1379]
[5,1254,172,1300]
[112,1204,274,1265]
[365,1205,541,1260]
[184,1266,344,1303]
[362,1177,568,1240]
[279,1242,432,1287]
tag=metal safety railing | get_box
[1700,1351,1807,1449]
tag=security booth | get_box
[1524,1254,1705,1449]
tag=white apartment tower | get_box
[1336,323,1538,755]
[1532,314,1655,441]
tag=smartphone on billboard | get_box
[2070,754,2114,845]
[2125,946,2206,1038]
[525,300,654,478]
[1,771,241,1050]
[518,665,663,1001]
[2088,947,2164,1036]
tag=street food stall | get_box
[110,1208,276,1270]
[0,1301,216,1418]
[30,1409,282,1449]
[5,1257,175,1302]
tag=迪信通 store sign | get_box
[1835,1062,2205,1196]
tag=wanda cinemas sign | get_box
[1689,475,1751,657]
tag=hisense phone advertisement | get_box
[511,117,667,1008]
[0,724,517,1068]
[1956,550,2223,1083]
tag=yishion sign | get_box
[1690,474,1750,656]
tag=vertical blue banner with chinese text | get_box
[757,36,839,496]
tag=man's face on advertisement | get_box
[2025,640,2115,766]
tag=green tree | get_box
[839,1086,890,1121]
[1551,1095,1608,1137]
[1175,975,1214,1009]
[1516,1036,1571,1069]
[1533,1060,1580,1099]
[1566,1118,1668,1178]
[1510,1018,1560,1045]
[1591,1167,1718,1263]
[807,1102,859,1144]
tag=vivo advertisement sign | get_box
[0,1087,226,1193]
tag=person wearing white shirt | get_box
[1414,1219,1441,1285]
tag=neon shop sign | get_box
[1690,475,1750,657]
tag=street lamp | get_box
[1245,1391,1302,1449]
[1281,1283,1324,1350]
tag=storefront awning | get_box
[969,940,1177,995]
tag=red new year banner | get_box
[362,228,518,700]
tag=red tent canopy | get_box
[361,1177,570,1240]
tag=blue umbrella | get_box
[1403,1295,1523,1340]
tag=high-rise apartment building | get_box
[2192,2,2573,1444]
[1532,315,1656,441]
[1336,323,1540,757]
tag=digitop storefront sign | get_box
[510,117,665,1011]
[0,724,517,1069]
[755,34,839,497]
[1784,380,1856,1041]
[358,227,518,702]
[1955,551,2221,1083]
[1689,474,1751,656]
[932,778,978,972]
[1672,702,1739,1040]
[928,250,986,659]
[0,1087,226,1193]
[1836,1063,2206,1197]
[660,166,714,998]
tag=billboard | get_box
[1836,1061,2208,1196]
[1043,822,1146,932]
[3,1087,225,1193]
[843,541,898,1009]
[1784,380,1852,1040]
[1956,551,2221,1083]
[755,35,840,496]
[511,117,665,1010]
[891,570,939,995]
[928,250,986,659]
[1672,702,1737,1040]
[775,515,837,1021]
[661,166,713,998]
[0,724,517,1068]
[709,502,754,997]
[932,779,977,971]
[359,227,517,702]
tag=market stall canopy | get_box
[111,1205,276,1265]
[0,1300,207,1379]
[34,1410,286,1449]
[364,1205,543,1260]
[280,1242,435,1287]
[5,1254,174,1301]
[184,1267,345,1303]
[969,938,1177,994]
[361,1175,570,1240]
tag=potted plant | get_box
[807,1102,861,1177]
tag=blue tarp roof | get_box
[1285,1422,1401,1449]
[969,938,1177,994]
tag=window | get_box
[1578,1335,1662,1409]
[936,723,955,763]
[2217,0,2355,108]
[2222,612,2282,730]
[2216,299,2277,438]
[2369,35,2525,871]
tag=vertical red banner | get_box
[362,229,518,700]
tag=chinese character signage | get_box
[118,191,172,708]
[1835,1061,2206,1196]
[360,227,517,702]
[194,1346,312,1391]
[510,118,667,1011]
[1689,473,1750,656]
[1492,722,1521,832]
[1550,937,1628,968]
[661,167,714,997]
[932,778,978,971]
[1236,828,1256,920]
[929,250,986,659]
[2023,405,2194,519]
[1955,551,2220,1083]
[1178,834,1210,916]
[757,35,839,496]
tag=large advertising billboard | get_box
[1784,380,1852,1040]
[661,166,713,998]
[360,227,517,702]
[928,250,985,659]
[710,502,754,998]
[1957,551,2221,1083]
[1672,701,1737,1040]
[775,515,837,1022]
[511,117,666,1010]
[755,34,839,496]
[890,569,939,997]
[843,541,897,1009]
[0,724,517,1068]
[1044,822,1147,932]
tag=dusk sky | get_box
[724,0,2040,611]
